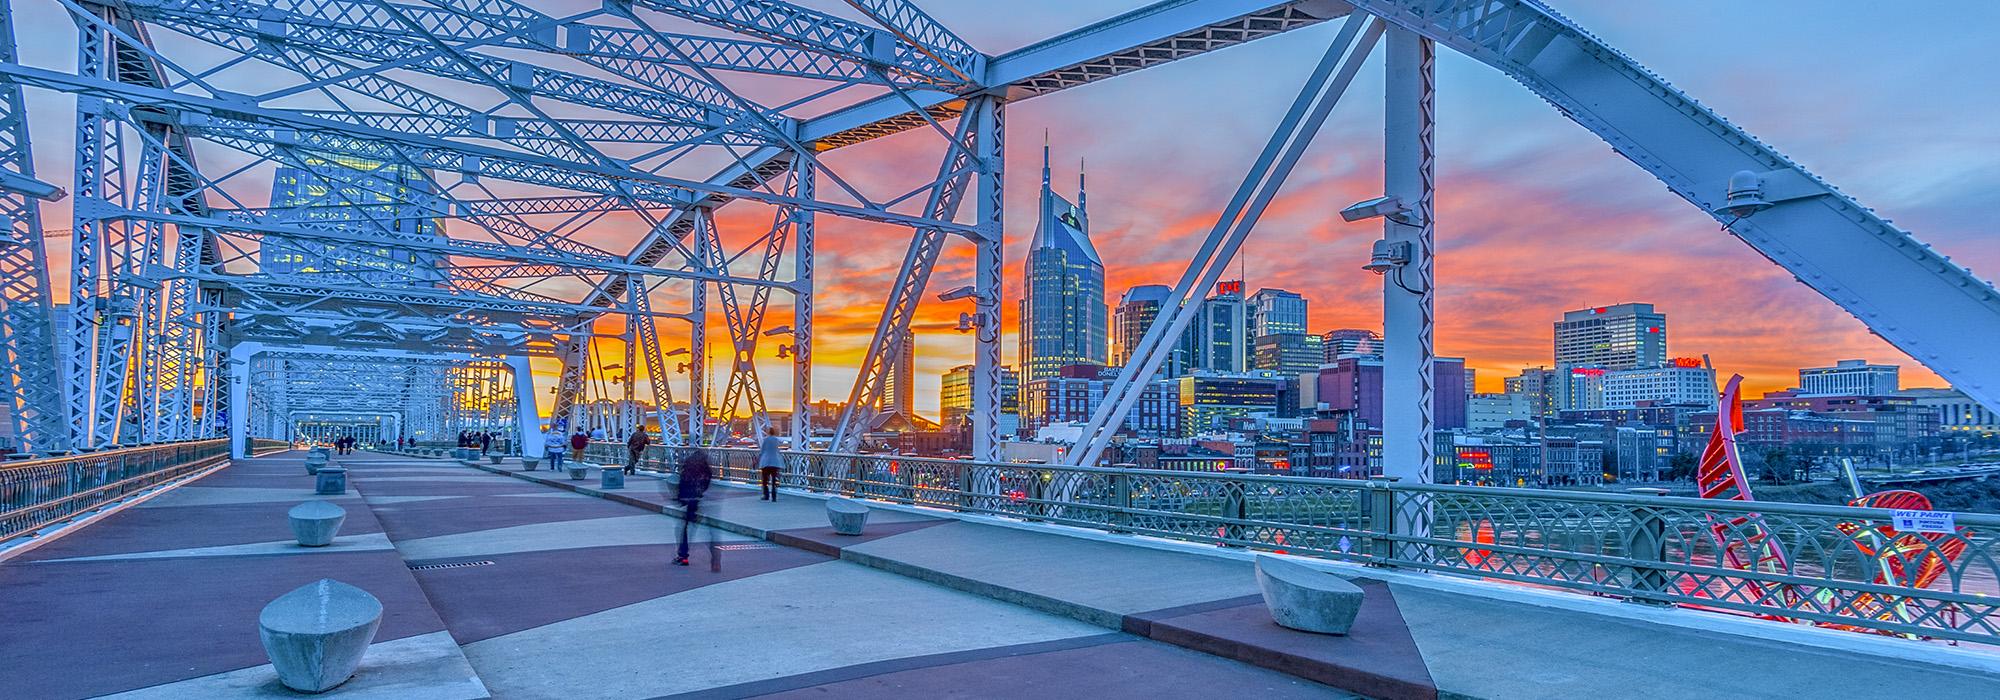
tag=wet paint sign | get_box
[1891,509,1956,534]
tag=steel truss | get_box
[0,0,1989,463]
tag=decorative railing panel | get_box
[594,445,1999,643]
[1,439,230,542]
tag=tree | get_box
[1758,448,1792,484]
[1666,452,1698,482]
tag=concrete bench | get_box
[288,501,347,547]
[827,498,869,536]
[521,457,541,471]
[487,454,504,465]
[259,578,382,693]
[567,462,591,481]
[600,465,625,490]
[304,452,328,475]
[1254,555,1364,635]
[315,466,347,496]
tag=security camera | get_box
[1340,195,1411,223]
[937,286,977,302]
[1362,239,1410,275]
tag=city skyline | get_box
[11,1,1994,420]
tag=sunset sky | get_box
[15,1,2000,420]
[739,0,2000,417]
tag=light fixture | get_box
[763,325,793,336]
[1340,195,1412,224]
[937,285,977,302]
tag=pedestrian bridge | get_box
[3,444,1997,699]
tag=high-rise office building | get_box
[1112,285,1195,376]
[940,364,1019,425]
[1176,371,1284,437]
[262,153,444,286]
[1504,366,1560,418]
[1192,281,1248,373]
[1321,328,1383,362]
[1602,361,1717,409]
[1554,303,1666,409]
[1248,288,1318,374]
[1252,334,1323,375]
[1249,288,1308,337]
[880,329,916,417]
[1314,356,1469,431]
[1021,364,1179,439]
[1018,145,1106,382]
[1799,360,1900,396]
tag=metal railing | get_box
[1,439,232,543]
[599,444,2000,644]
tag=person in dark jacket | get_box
[478,432,492,455]
[674,450,716,569]
[625,426,650,476]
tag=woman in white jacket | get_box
[543,428,567,470]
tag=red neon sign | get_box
[1671,357,1703,368]
[1571,367,1606,377]
[1216,280,1243,297]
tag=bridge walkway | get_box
[0,450,1348,699]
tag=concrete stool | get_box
[567,462,590,481]
[827,498,869,536]
[304,452,328,475]
[259,578,382,693]
[288,501,347,547]
[315,466,347,496]
[601,465,625,490]
[521,457,541,471]
[488,454,504,465]
[1254,555,1364,635]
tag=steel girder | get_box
[1340,0,2000,416]
[708,164,796,441]
[5,0,1987,459]
[0,1,67,453]
[829,97,984,451]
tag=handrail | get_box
[1,439,231,543]
[600,443,2000,644]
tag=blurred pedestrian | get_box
[625,426,650,476]
[674,450,716,570]
[570,429,589,463]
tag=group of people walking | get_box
[457,431,496,454]
[530,423,786,571]
[330,435,358,455]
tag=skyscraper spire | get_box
[1042,130,1052,191]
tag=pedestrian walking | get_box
[673,449,716,570]
[479,432,492,455]
[543,427,566,470]
[569,429,590,463]
[625,426,651,476]
[757,428,783,501]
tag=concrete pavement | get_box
[0,450,1350,699]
